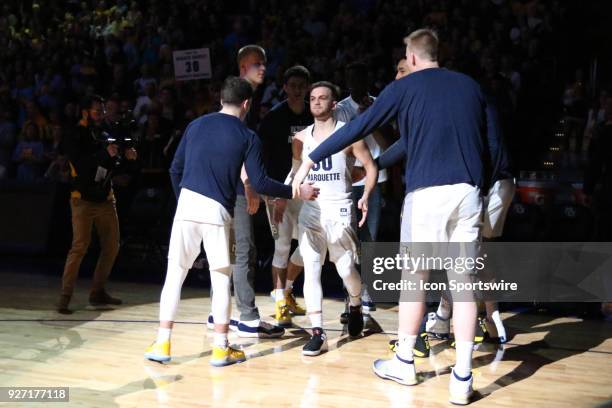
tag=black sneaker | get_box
[388,331,430,357]
[347,305,364,337]
[340,312,349,324]
[340,297,349,324]
[302,328,328,356]
[57,294,73,314]
[474,317,489,344]
[413,331,430,358]
[89,290,122,306]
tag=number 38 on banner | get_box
[173,48,212,81]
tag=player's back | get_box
[174,112,254,215]
[395,68,486,192]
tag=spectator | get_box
[12,122,45,182]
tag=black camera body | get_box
[96,111,138,164]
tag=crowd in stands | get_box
[0,0,604,185]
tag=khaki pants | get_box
[61,198,120,296]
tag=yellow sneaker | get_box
[145,340,171,363]
[286,292,306,315]
[275,299,292,327]
[210,345,246,367]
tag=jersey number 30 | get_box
[312,156,332,171]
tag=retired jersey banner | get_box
[173,48,211,81]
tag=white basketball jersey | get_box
[301,121,354,205]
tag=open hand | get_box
[357,195,369,227]
[245,184,261,214]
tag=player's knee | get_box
[272,241,291,268]
[334,253,356,279]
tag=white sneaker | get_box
[236,319,285,338]
[372,354,418,386]
[426,312,451,338]
[449,368,473,405]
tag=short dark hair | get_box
[81,94,105,110]
[404,28,439,62]
[221,76,253,106]
[310,81,340,101]
[283,65,311,84]
[237,45,267,66]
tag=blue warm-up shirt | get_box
[309,68,501,193]
[170,112,291,216]
[377,93,513,188]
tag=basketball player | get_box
[293,29,503,404]
[259,65,313,327]
[144,77,319,367]
[207,45,287,338]
[292,81,378,356]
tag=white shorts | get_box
[401,183,482,243]
[278,199,302,242]
[298,201,359,265]
[272,199,304,268]
[482,178,515,239]
[167,220,231,271]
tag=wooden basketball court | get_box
[1,271,610,407]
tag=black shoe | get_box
[302,328,328,356]
[413,331,430,358]
[57,294,73,314]
[347,305,364,337]
[474,317,489,344]
[388,331,430,357]
[340,312,349,324]
[89,290,122,306]
[340,296,349,324]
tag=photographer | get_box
[57,95,138,314]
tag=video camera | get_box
[95,111,138,165]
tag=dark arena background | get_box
[0,0,611,406]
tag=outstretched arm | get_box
[245,134,319,201]
[309,82,402,164]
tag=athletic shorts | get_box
[169,189,232,271]
[401,183,482,243]
[278,199,302,242]
[482,178,515,239]
[298,201,359,265]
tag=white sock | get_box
[490,310,506,341]
[213,332,228,349]
[285,279,294,292]
[454,341,474,378]
[309,312,323,329]
[396,333,417,361]
[157,327,171,343]
[274,289,285,301]
[437,301,451,320]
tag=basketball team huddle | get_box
[144,28,515,406]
